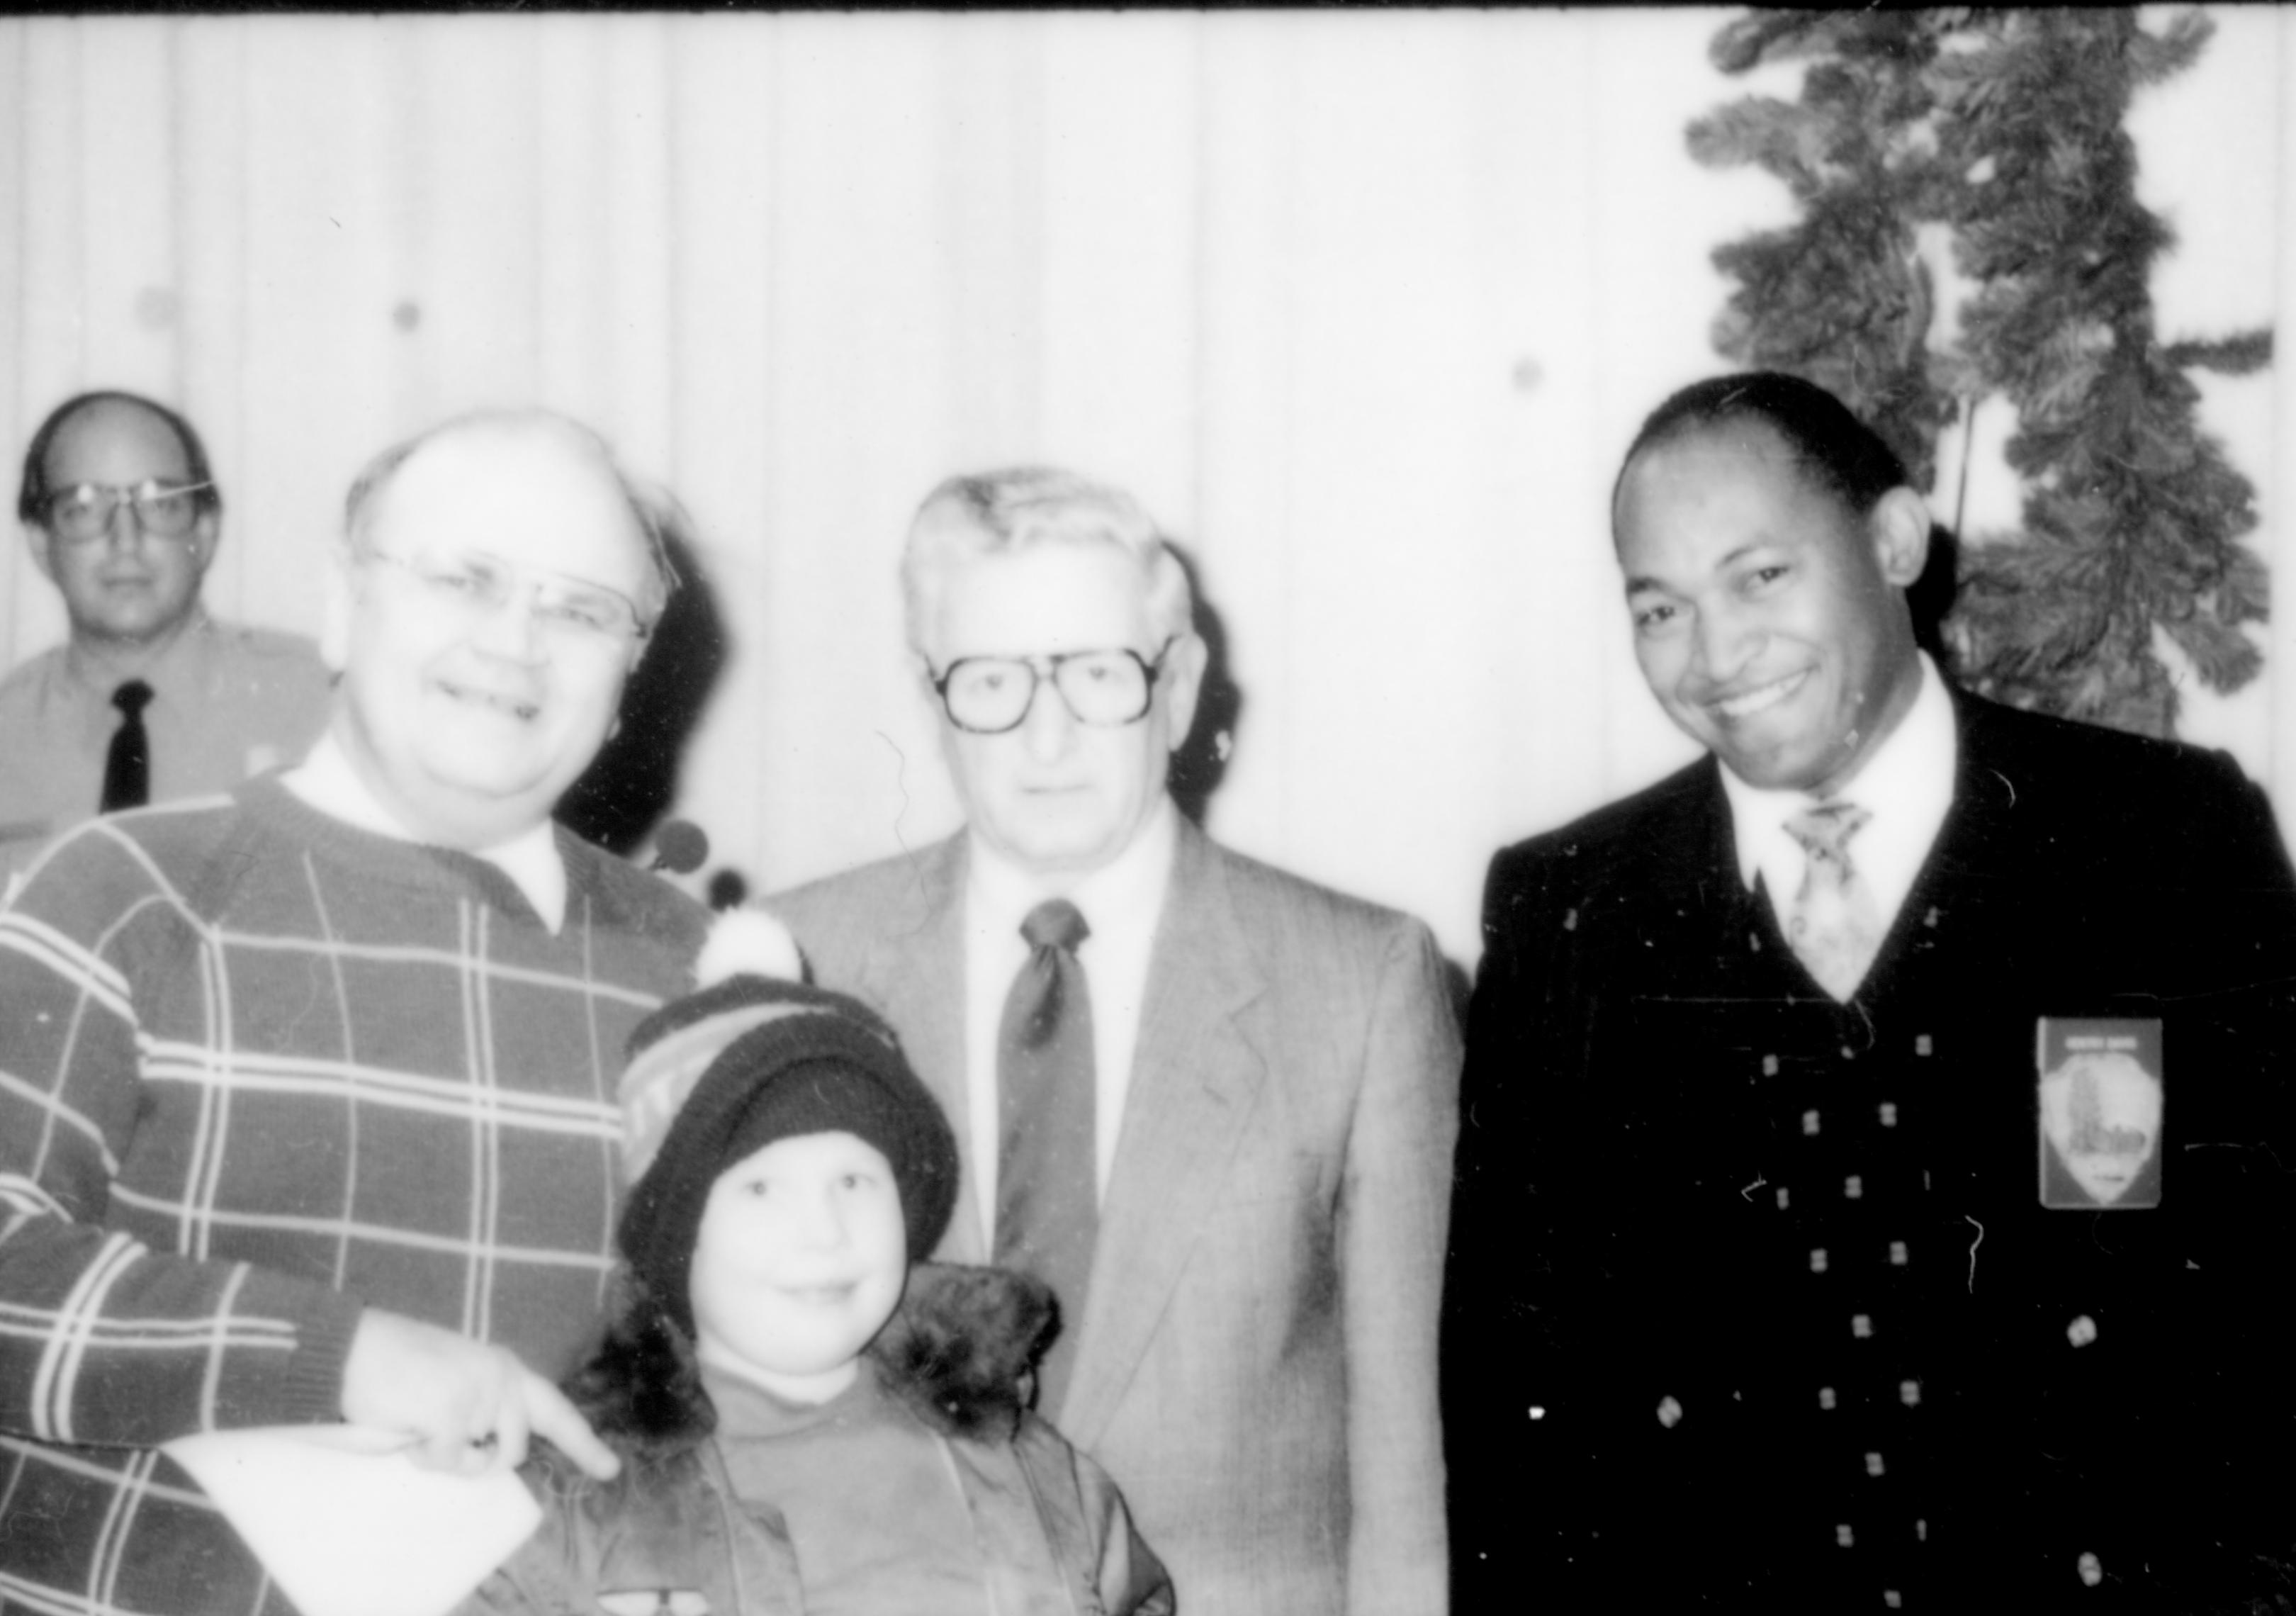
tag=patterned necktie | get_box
[995,897,1097,1413]
[1784,801,1881,1001]
[100,680,154,813]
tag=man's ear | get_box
[186,510,221,579]
[1868,487,1932,589]
[319,544,356,673]
[1160,632,1208,751]
[24,524,57,589]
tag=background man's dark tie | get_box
[994,897,1097,1413]
[100,680,154,813]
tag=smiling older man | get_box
[1445,372,2296,1610]
[0,410,706,1616]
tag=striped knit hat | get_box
[616,915,959,1332]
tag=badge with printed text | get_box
[2036,1017,2163,1209]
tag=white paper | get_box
[163,1425,543,1616]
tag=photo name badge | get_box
[2035,1017,2163,1209]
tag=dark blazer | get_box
[769,818,1461,1616]
[1445,690,2296,1612]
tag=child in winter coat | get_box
[461,956,1172,1616]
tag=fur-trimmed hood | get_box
[868,1261,1057,1442]
[566,1261,1059,1455]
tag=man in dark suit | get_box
[769,467,1459,1616]
[1444,373,2296,1610]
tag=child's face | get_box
[689,1130,908,1403]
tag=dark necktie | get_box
[994,898,1097,1414]
[100,680,154,813]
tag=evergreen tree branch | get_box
[2163,330,2273,376]
[1700,6,2270,736]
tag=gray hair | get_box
[342,408,677,623]
[901,466,1194,660]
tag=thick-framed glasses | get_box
[356,544,652,649]
[43,481,213,546]
[930,639,1174,735]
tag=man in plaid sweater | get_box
[0,410,707,1615]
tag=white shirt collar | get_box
[282,729,568,932]
[965,795,1179,944]
[1718,651,1958,933]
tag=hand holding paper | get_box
[341,1306,619,1480]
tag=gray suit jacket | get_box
[769,818,1460,1616]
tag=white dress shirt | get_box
[960,797,1178,1252]
[0,612,332,885]
[282,731,569,933]
[1719,651,1959,950]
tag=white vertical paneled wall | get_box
[0,9,2284,965]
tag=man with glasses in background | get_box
[0,391,334,887]
[0,409,704,1615]
[767,467,1460,1616]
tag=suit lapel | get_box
[1928,692,2020,875]
[850,836,987,1264]
[1857,691,2022,992]
[1883,691,2014,944]
[1653,765,1789,996]
[1056,820,1268,1442]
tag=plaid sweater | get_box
[0,779,706,1616]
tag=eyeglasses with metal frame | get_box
[929,639,1176,735]
[43,481,215,546]
[356,544,653,648]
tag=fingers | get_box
[438,1354,527,1476]
[407,1420,492,1475]
[419,1369,513,1475]
[344,1308,563,1476]
[521,1372,619,1481]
